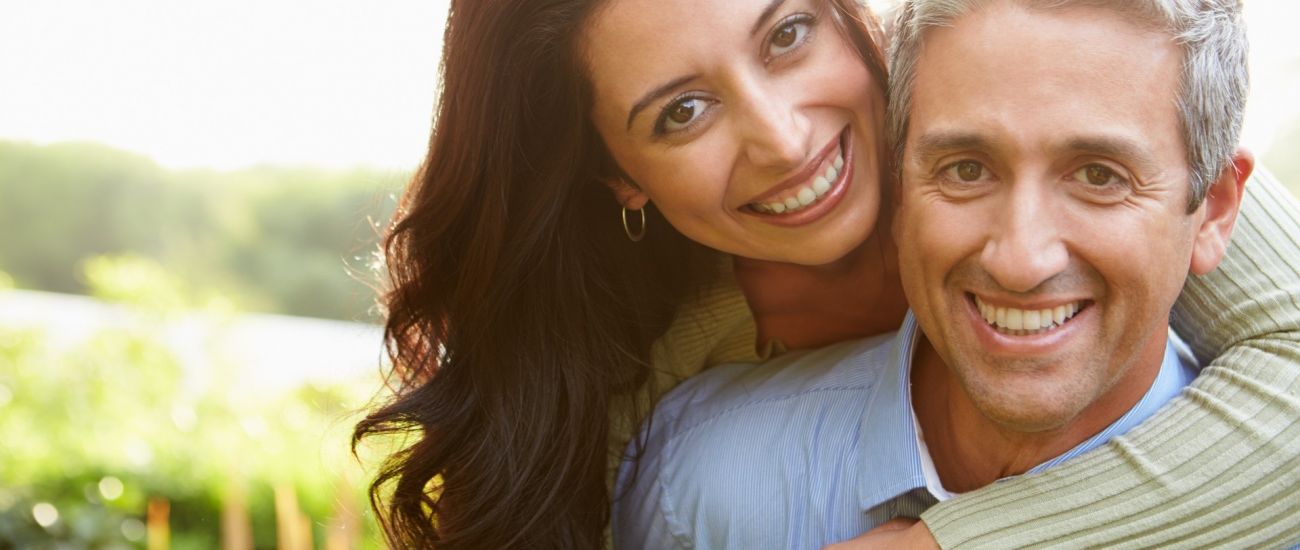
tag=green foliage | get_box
[82,254,191,313]
[0,142,396,547]
[0,316,382,547]
[0,140,403,322]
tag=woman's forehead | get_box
[585,0,816,111]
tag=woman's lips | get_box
[742,126,855,227]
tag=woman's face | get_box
[585,0,886,265]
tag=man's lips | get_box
[960,294,1095,358]
[972,294,1092,335]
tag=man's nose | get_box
[736,82,809,170]
[979,181,1070,293]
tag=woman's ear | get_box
[1189,147,1254,275]
[604,178,650,210]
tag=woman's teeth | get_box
[752,152,844,215]
[974,296,1082,335]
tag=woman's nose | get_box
[736,81,810,171]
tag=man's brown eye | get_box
[772,25,798,48]
[956,161,983,182]
[1085,165,1113,186]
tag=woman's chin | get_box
[729,228,878,267]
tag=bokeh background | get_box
[1,1,1297,548]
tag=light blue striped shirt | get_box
[613,313,1197,549]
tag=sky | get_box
[1,1,1297,171]
[0,0,449,170]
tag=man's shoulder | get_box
[648,331,897,441]
[623,331,898,497]
[614,332,898,547]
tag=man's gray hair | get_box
[886,0,1248,211]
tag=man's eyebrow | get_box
[626,74,697,132]
[910,133,1162,173]
[1061,136,1161,173]
[909,131,998,166]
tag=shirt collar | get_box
[858,312,1196,508]
[1024,327,1196,474]
[856,312,929,510]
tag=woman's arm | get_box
[918,167,1300,548]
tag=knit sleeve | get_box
[920,168,1300,548]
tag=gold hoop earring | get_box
[622,206,646,242]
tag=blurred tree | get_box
[0,141,401,322]
[0,142,171,294]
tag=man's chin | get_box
[978,400,1080,434]
[960,374,1090,433]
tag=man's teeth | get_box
[974,296,1081,334]
[753,151,843,215]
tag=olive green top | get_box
[619,168,1300,547]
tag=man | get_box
[612,0,1257,548]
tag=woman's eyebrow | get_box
[626,74,697,132]
[751,0,789,37]
[624,0,789,133]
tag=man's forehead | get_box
[911,2,1180,84]
[904,1,1186,165]
[914,0,1175,35]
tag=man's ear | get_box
[1190,148,1254,275]
[604,178,650,210]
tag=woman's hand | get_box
[822,519,940,550]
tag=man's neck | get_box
[910,334,1166,493]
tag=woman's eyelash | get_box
[653,95,709,135]
[766,13,816,60]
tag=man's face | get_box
[896,3,1206,432]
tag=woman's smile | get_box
[742,125,854,226]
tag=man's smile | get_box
[972,294,1089,335]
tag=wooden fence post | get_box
[146,497,170,550]
[274,484,311,550]
[221,479,253,550]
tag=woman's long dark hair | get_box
[353,0,890,547]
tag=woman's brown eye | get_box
[956,161,983,182]
[772,25,797,48]
[656,97,712,134]
[668,101,696,124]
[766,17,812,58]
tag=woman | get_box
[353,0,1300,548]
